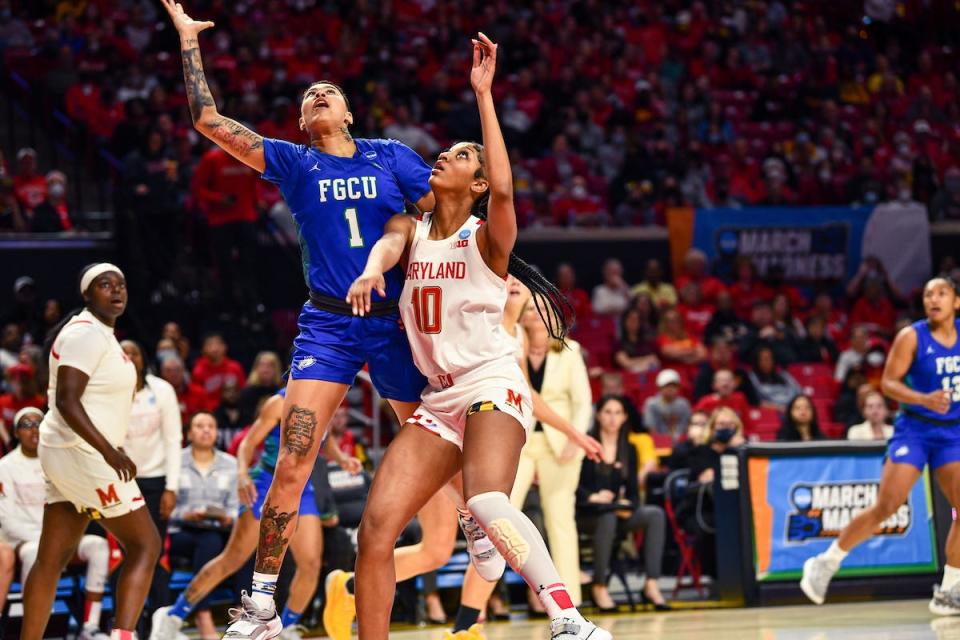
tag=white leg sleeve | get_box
[77,534,110,593]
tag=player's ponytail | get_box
[462,142,574,343]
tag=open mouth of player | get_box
[431,163,445,176]
[313,98,330,110]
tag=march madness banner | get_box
[748,453,938,581]
[667,206,873,288]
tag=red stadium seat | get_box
[788,363,833,385]
[813,398,836,425]
[747,407,782,441]
[821,421,846,439]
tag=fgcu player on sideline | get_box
[22,264,161,640]
[801,276,960,614]
[346,34,610,640]
[159,3,484,638]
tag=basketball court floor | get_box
[387,600,960,640]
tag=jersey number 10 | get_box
[411,286,442,334]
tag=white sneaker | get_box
[458,512,506,582]
[931,584,960,616]
[800,554,839,605]
[549,617,612,639]
[221,592,283,640]
[150,605,188,640]
[78,628,111,640]
[277,625,309,640]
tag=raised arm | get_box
[471,33,515,275]
[161,0,265,172]
[346,213,416,314]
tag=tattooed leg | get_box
[249,380,348,593]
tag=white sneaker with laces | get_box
[931,584,960,616]
[458,512,506,582]
[221,592,283,640]
[549,617,612,639]
[800,554,839,605]
[150,605,188,640]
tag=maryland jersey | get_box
[399,213,516,385]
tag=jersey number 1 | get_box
[412,286,442,334]
[344,208,364,248]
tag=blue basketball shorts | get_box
[241,466,320,520]
[886,414,960,471]
[289,302,427,403]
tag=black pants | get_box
[210,220,258,313]
[169,528,230,610]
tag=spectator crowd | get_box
[1,0,960,240]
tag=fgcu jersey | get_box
[399,213,516,381]
[903,319,960,423]
[261,138,431,300]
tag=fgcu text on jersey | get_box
[261,137,431,301]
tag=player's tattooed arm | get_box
[162,0,266,172]
[255,504,297,573]
[282,405,318,456]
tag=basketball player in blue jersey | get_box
[161,3,471,638]
[802,276,960,614]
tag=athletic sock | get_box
[823,540,848,565]
[943,565,960,591]
[345,575,355,595]
[466,491,582,623]
[110,630,135,640]
[251,571,279,610]
[169,592,193,620]
[84,599,102,629]
[453,606,481,632]
[280,605,302,627]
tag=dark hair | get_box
[753,346,786,384]
[463,141,573,342]
[928,274,960,295]
[300,80,350,111]
[590,395,637,477]
[188,411,217,429]
[594,393,646,434]
[777,394,824,441]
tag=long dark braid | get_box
[464,143,575,343]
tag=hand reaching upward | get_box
[160,0,215,39]
[471,32,498,95]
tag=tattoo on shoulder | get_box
[206,117,264,156]
[255,504,297,574]
[282,404,317,456]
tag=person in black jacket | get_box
[577,395,669,611]
[777,394,826,441]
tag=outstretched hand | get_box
[160,0,215,38]
[346,271,386,317]
[470,32,498,95]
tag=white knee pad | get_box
[467,491,533,568]
[18,540,40,584]
[77,534,109,593]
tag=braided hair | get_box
[462,143,574,343]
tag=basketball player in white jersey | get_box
[346,34,610,640]
[22,264,161,640]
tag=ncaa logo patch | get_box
[365,151,377,159]
[459,229,471,239]
[297,356,317,370]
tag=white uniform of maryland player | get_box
[39,309,143,518]
[400,213,532,447]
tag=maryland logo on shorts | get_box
[96,483,121,508]
[505,390,524,416]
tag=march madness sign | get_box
[748,453,937,581]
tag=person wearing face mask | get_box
[29,171,75,232]
[679,407,745,577]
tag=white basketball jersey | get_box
[399,213,516,384]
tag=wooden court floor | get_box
[384,600,960,639]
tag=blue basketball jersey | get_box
[261,137,431,300]
[257,388,285,471]
[902,319,960,423]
